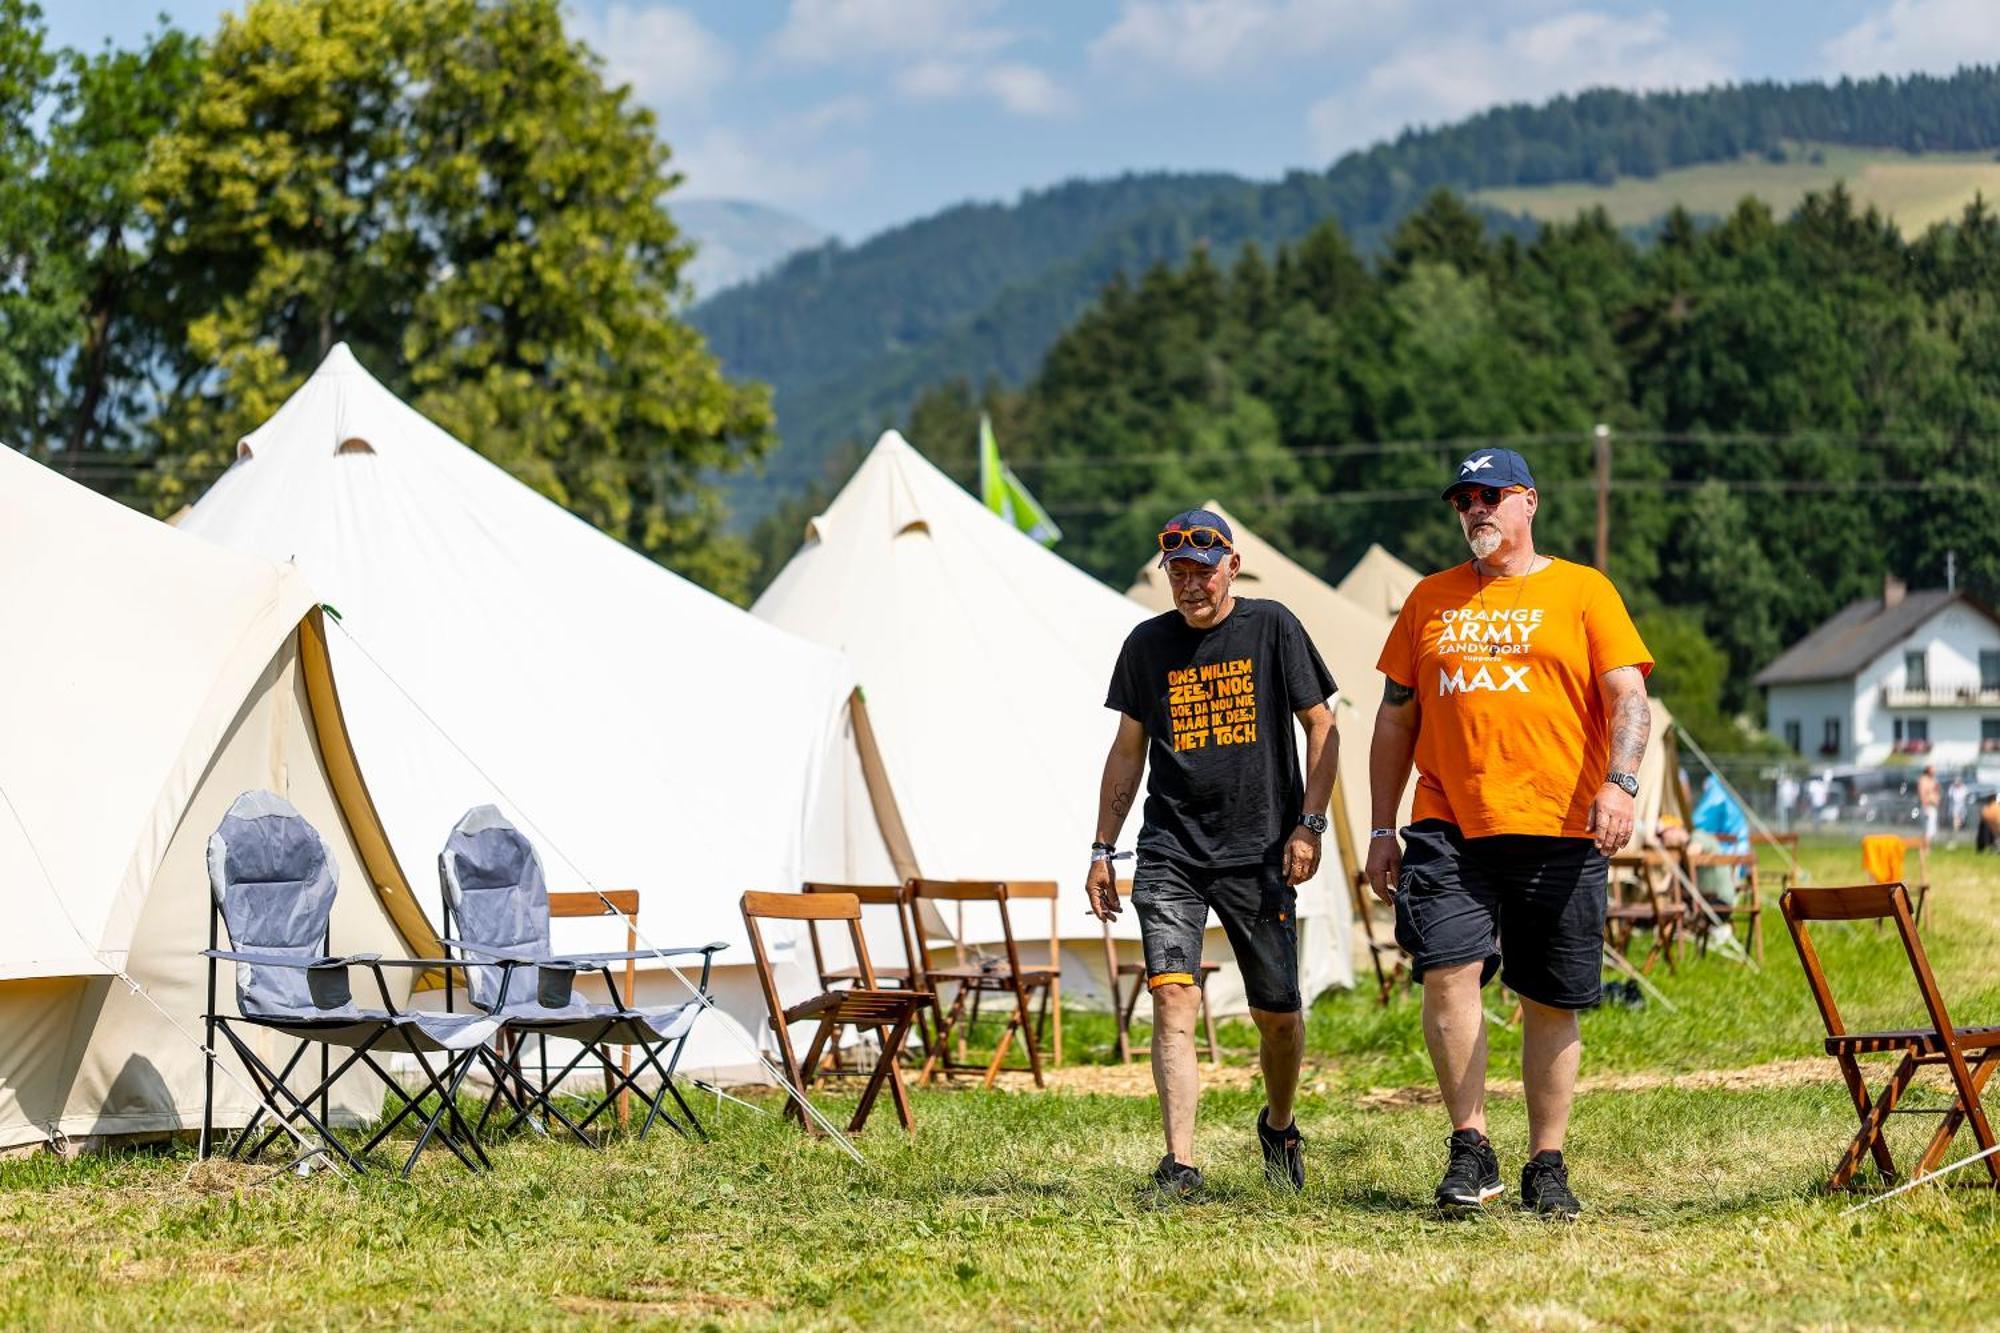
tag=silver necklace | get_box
[1471,557,1538,657]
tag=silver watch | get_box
[1299,813,1328,834]
[1607,770,1639,798]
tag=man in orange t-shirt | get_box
[1366,448,1653,1220]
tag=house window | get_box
[1983,650,2000,692]
[1783,720,1802,754]
[1907,717,1929,745]
[1984,718,2000,753]
[1822,717,1842,755]
[1905,650,1928,691]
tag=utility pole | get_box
[1593,423,1611,572]
[1947,548,1957,592]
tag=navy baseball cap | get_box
[1442,448,1536,498]
[1157,507,1234,568]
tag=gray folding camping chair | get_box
[438,806,725,1145]
[200,791,504,1177]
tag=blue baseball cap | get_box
[1442,448,1536,498]
[1157,507,1234,568]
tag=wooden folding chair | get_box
[1780,882,2000,1191]
[1327,773,1408,1005]
[801,881,933,1066]
[546,889,641,1126]
[1098,879,1219,1065]
[801,882,927,992]
[1605,848,1690,973]
[740,891,932,1135]
[909,879,1057,1089]
[1685,851,1764,963]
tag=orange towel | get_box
[1861,834,1907,885]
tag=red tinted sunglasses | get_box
[1449,485,1526,513]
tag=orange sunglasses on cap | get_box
[1157,526,1234,555]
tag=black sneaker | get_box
[1150,1154,1203,1202]
[1256,1109,1305,1191]
[1434,1128,1502,1211]
[1520,1151,1582,1219]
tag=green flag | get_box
[979,414,1062,546]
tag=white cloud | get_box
[1308,8,1731,159]
[570,4,735,108]
[1091,0,1397,80]
[982,62,1073,116]
[895,58,1073,115]
[672,118,868,210]
[771,0,1013,65]
[770,0,1069,117]
[1822,0,2000,78]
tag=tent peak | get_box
[317,341,362,375]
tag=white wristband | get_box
[1369,828,1396,840]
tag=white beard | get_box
[1466,526,1503,560]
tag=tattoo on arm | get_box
[1110,781,1134,820]
[1609,687,1650,774]
[1383,679,1414,706]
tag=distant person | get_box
[1368,448,1652,1220]
[1979,793,2000,855]
[1689,775,1750,925]
[1949,775,1969,835]
[1087,508,1339,1201]
[1918,765,1941,849]
[1808,773,1830,823]
[1775,773,1801,833]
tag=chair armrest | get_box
[201,949,342,969]
[562,942,729,963]
[438,937,541,965]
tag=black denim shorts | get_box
[1392,820,1608,1010]
[1131,854,1301,1013]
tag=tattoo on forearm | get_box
[1111,781,1134,819]
[1610,689,1650,773]
[1383,679,1414,706]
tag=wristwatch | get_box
[1299,813,1328,834]
[1607,770,1639,798]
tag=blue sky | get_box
[51,1,2000,241]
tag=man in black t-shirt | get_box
[1088,508,1340,1200]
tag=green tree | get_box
[0,0,59,451]
[40,26,203,464]
[138,0,769,597]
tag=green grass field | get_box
[4,841,1997,1329]
[1473,143,2000,234]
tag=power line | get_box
[1037,475,1984,518]
[22,427,2000,490]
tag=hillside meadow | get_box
[1474,143,2000,233]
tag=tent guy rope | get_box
[0,776,345,1182]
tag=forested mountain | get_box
[878,188,2000,750]
[699,67,2000,505]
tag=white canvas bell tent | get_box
[1337,543,1424,619]
[753,432,1353,1014]
[179,345,910,1079]
[0,446,438,1152]
[1127,504,1388,994]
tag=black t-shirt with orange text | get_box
[1106,598,1335,867]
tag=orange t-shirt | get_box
[1377,558,1652,839]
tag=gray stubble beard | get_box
[1465,526,1503,560]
